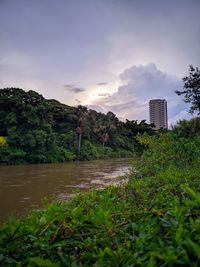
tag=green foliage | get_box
[133,132,200,177]
[173,117,200,138]
[176,65,200,114]
[79,140,101,160]
[0,146,26,164]
[28,257,60,267]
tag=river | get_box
[0,158,131,223]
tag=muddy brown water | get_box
[0,158,131,223]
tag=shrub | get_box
[133,132,200,177]
[0,146,26,164]
[79,140,101,160]
[173,117,200,138]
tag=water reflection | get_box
[0,158,130,223]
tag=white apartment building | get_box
[149,99,168,129]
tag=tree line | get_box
[0,88,155,164]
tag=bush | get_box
[56,147,76,162]
[173,117,200,138]
[132,132,200,177]
[79,140,101,160]
[0,146,26,164]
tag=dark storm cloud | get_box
[103,100,138,112]
[96,82,108,86]
[75,98,82,103]
[98,93,111,97]
[63,84,85,93]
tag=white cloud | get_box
[90,63,189,124]
[169,110,192,128]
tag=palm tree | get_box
[94,112,117,148]
[76,117,83,153]
[76,105,88,153]
[100,127,109,148]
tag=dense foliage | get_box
[0,88,155,164]
[0,118,200,266]
[134,132,200,177]
[172,117,200,138]
[176,65,200,114]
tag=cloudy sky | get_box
[0,0,200,125]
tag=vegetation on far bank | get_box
[0,88,155,165]
[0,117,200,266]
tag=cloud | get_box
[169,110,191,128]
[90,63,190,125]
[63,84,85,93]
[75,99,82,104]
[1,1,199,114]
[98,93,111,97]
[96,82,108,86]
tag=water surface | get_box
[0,158,130,223]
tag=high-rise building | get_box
[149,99,168,129]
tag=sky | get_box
[0,0,200,126]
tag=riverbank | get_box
[0,147,134,166]
[1,129,200,266]
[0,164,200,266]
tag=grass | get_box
[0,165,200,266]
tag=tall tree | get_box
[175,65,200,114]
[95,112,117,148]
[76,105,88,153]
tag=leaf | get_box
[0,254,4,261]
[182,185,200,205]
[28,257,60,267]
[39,216,47,225]
[187,239,200,259]
[147,256,155,267]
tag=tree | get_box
[76,105,88,154]
[173,117,200,138]
[175,65,200,114]
[92,111,117,148]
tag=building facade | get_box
[149,99,168,129]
